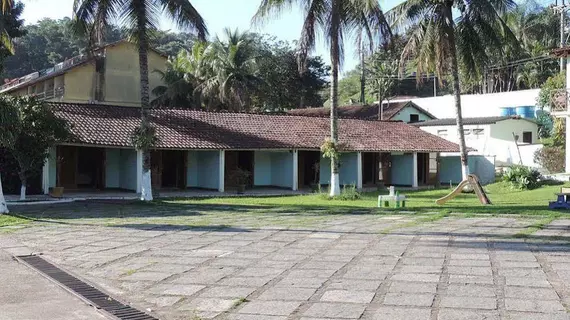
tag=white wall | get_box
[421,123,492,156]
[419,119,540,166]
[517,144,543,168]
[391,105,434,123]
[410,89,540,119]
[489,119,539,166]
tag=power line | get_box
[485,55,554,71]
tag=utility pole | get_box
[433,75,437,97]
[553,0,569,73]
[562,0,566,73]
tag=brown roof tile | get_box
[50,102,460,153]
[287,101,435,120]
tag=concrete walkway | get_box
[4,202,570,319]
[0,245,106,320]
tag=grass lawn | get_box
[168,181,569,216]
[0,214,30,228]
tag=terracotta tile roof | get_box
[287,101,436,120]
[411,116,537,127]
[50,102,461,153]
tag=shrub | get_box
[319,184,361,201]
[338,184,361,200]
[534,146,564,174]
[502,165,541,190]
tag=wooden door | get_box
[57,146,77,189]
[298,152,305,188]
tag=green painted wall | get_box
[391,153,413,186]
[48,147,57,188]
[105,149,121,188]
[319,153,359,186]
[270,152,293,188]
[196,151,220,190]
[187,151,199,187]
[119,149,137,191]
[254,151,272,186]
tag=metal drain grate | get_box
[17,255,158,320]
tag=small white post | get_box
[412,152,419,188]
[136,149,142,194]
[356,152,363,189]
[292,150,299,191]
[218,150,225,193]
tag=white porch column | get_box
[356,152,363,189]
[292,150,299,191]
[218,150,225,192]
[42,157,50,195]
[136,149,142,194]
[412,152,419,188]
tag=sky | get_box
[20,0,404,73]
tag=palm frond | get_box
[298,0,327,72]
[252,0,296,25]
[158,0,208,41]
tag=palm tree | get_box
[388,0,516,181]
[254,0,390,196]
[73,0,208,201]
[151,52,200,108]
[199,29,262,111]
[0,0,15,53]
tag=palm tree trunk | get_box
[359,43,365,104]
[137,23,153,201]
[0,173,8,214]
[329,0,341,197]
[446,9,469,181]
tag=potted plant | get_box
[49,186,64,198]
[229,168,251,194]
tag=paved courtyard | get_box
[2,201,570,319]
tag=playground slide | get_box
[470,175,492,205]
[435,174,491,205]
[435,180,471,205]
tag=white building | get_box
[384,89,540,119]
[413,116,541,168]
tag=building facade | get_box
[42,103,463,195]
[0,41,167,107]
[414,116,540,168]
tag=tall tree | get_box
[388,0,516,181]
[0,98,17,213]
[200,29,262,111]
[73,0,208,201]
[0,96,70,201]
[254,0,390,196]
[366,50,398,119]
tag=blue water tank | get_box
[515,106,535,119]
[499,107,516,116]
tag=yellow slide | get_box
[436,174,491,205]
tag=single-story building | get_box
[412,116,541,168]
[42,102,464,195]
[287,101,436,123]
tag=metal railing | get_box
[550,89,569,112]
[54,86,64,97]
[0,54,89,92]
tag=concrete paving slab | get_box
[0,251,106,320]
